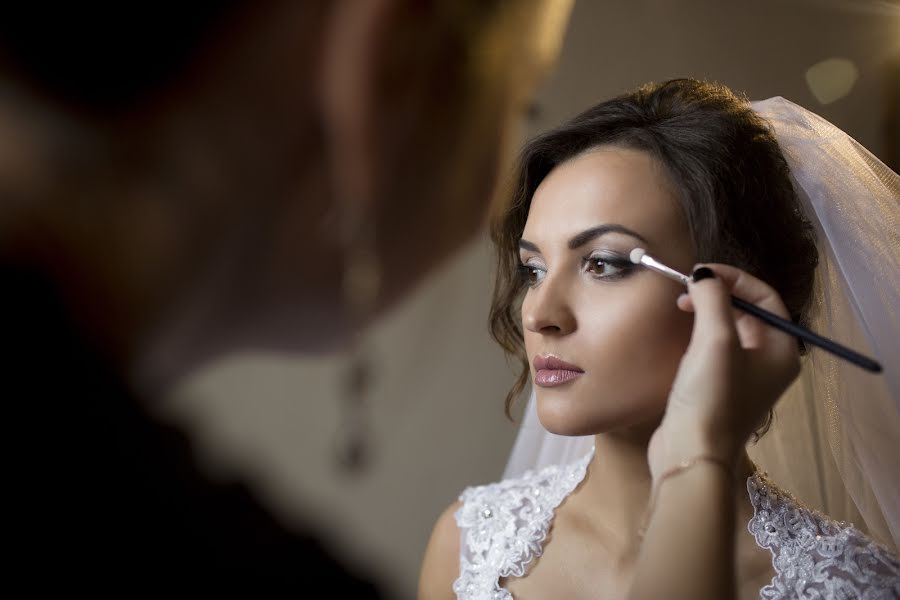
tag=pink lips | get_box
[533,355,584,388]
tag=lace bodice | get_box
[453,448,900,599]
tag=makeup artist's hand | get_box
[647,264,801,478]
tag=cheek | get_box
[580,286,692,423]
[525,280,694,435]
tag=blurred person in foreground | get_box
[0,0,573,593]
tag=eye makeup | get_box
[516,222,649,289]
[516,249,635,287]
[581,251,633,281]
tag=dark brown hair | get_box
[489,79,818,436]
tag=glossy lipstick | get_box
[533,355,584,388]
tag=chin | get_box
[535,391,612,436]
[535,388,664,437]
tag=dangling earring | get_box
[333,206,380,475]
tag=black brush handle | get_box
[730,296,882,373]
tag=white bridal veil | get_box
[503,97,900,552]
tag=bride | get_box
[418,79,900,599]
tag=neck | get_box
[566,425,757,550]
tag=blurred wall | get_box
[162,1,899,598]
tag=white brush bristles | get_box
[629,247,647,265]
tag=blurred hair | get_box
[0,3,258,112]
[0,1,519,116]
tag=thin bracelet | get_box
[637,456,734,539]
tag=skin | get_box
[508,147,698,598]
[520,147,696,438]
[0,0,574,394]
[419,147,799,599]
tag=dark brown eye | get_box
[584,256,628,279]
[587,258,610,276]
[517,264,546,286]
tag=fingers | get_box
[680,263,798,358]
[686,266,739,347]
[690,263,791,320]
[677,264,792,320]
[670,264,803,449]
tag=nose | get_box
[523,276,576,336]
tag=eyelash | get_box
[516,253,633,288]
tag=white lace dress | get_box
[453,448,900,599]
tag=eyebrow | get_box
[518,224,649,253]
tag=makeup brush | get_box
[628,248,882,373]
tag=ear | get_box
[316,0,398,224]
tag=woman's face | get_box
[520,147,696,436]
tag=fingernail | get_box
[692,266,715,282]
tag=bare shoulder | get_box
[418,499,463,600]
